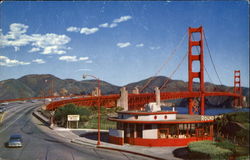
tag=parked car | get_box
[7,134,23,148]
[18,101,26,104]
[0,107,6,113]
[0,102,9,106]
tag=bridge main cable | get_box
[140,31,188,93]
[203,31,223,85]
[160,52,187,90]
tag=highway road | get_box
[0,102,151,160]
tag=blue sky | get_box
[0,1,249,87]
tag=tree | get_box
[54,104,91,127]
[59,88,68,96]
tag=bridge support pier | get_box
[92,87,101,96]
[201,94,205,115]
[155,87,161,106]
[188,26,205,115]
[117,87,128,111]
[132,87,139,94]
[188,98,194,115]
[234,70,242,107]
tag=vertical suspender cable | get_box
[140,32,188,93]
[203,31,223,85]
[160,52,188,90]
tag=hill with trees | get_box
[0,74,248,108]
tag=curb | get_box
[32,111,49,126]
[32,109,167,160]
[71,139,96,147]
[96,146,166,160]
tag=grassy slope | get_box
[189,112,249,159]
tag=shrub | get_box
[54,104,121,128]
[234,112,249,123]
[54,104,91,127]
[236,155,250,160]
[188,140,233,160]
[216,140,236,153]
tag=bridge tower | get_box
[234,70,242,107]
[188,26,205,115]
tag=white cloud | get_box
[59,56,78,62]
[66,26,99,35]
[80,27,99,35]
[98,15,132,30]
[67,26,80,32]
[59,56,90,62]
[117,42,131,48]
[8,23,29,39]
[113,16,132,23]
[28,47,40,53]
[0,56,30,67]
[0,24,31,48]
[31,33,70,55]
[99,22,118,28]
[0,23,71,55]
[32,59,45,64]
[109,23,118,28]
[149,46,161,50]
[69,15,132,35]
[14,47,20,52]
[99,23,109,28]
[79,57,89,61]
[136,43,144,47]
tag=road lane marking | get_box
[0,105,39,133]
[0,112,5,123]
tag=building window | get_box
[129,124,135,138]
[117,122,123,130]
[159,129,169,139]
[136,124,142,138]
[190,123,196,137]
[196,128,205,137]
[144,124,152,130]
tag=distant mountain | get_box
[0,79,35,99]
[0,74,248,108]
[125,76,249,107]
[0,74,120,100]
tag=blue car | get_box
[8,134,23,148]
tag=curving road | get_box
[0,102,151,160]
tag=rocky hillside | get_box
[0,74,120,99]
[125,76,249,108]
[0,74,248,107]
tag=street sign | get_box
[201,115,214,121]
[67,115,80,121]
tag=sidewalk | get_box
[33,109,183,160]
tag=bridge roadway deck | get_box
[46,91,240,110]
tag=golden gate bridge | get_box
[0,26,243,115]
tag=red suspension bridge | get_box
[45,26,242,115]
[1,27,243,115]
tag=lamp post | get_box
[45,79,55,128]
[82,74,101,145]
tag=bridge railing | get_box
[46,94,120,110]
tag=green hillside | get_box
[0,74,249,108]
